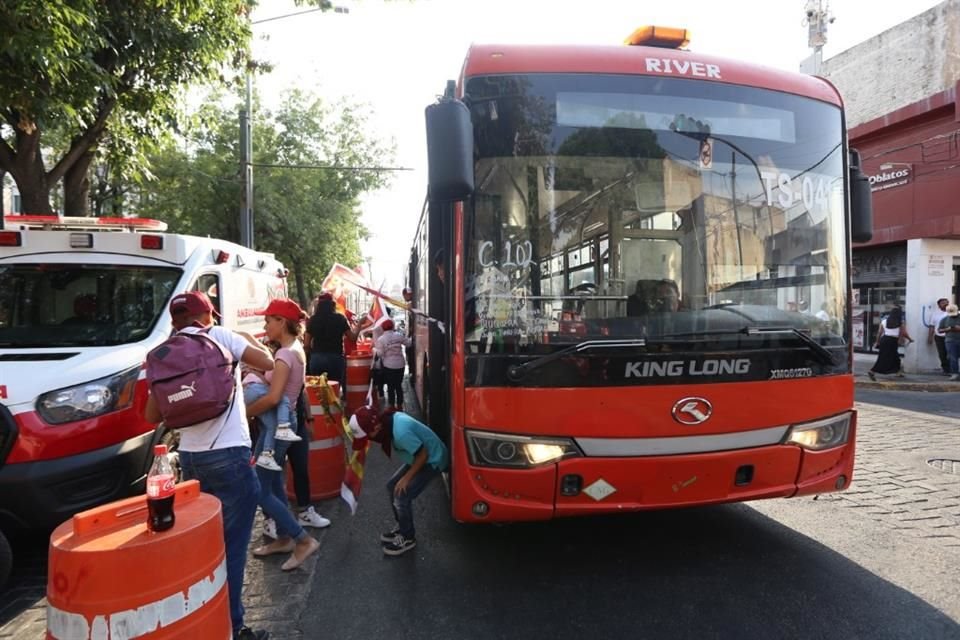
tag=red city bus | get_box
[409,27,873,523]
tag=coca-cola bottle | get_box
[146,444,176,532]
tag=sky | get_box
[248,0,944,291]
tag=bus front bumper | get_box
[453,440,855,522]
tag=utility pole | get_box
[803,0,834,75]
[239,73,254,249]
[240,5,351,250]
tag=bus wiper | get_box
[658,326,836,365]
[506,339,647,382]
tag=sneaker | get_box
[951,374,959,381]
[867,371,876,381]
[256,452,282,471]
[380,526,400,543]
[263,518,277,540]
[275,424,302,442]
[297,506,331,529]
[235,626,269,640]
[383,534,416,556]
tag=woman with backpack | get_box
[245,299,322,571]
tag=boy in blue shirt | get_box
[350,407,449,556]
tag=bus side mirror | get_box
[849,148,873,243]
[425,97,474,202]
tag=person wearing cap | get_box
[144,291,275,640]
[937,303,960,381]
[374,318,411,410]
[304,292,358,389]
[350,406,449,556]
[245,299,324,570]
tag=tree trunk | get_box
[63,146,94,217]
[293,259,308,308]
[9,127,53,215]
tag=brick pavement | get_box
[814,402,960,548]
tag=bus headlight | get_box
[785,412,851,451]
[466,429,581,468]
[37,366,140,425]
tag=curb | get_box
[855,378,959,392]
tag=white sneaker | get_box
[297,506,331,529]
[263,518,277,540]
[256,452,282,471]
[275,424,302,442]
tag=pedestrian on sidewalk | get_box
[350,406,449,557]
[868,305,913,380]
[928,298,951,375]
[246,299,322,571]
[143,291,273,640]
[937,303,960,381]
[374,318,411,410]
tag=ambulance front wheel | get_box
[0,527,11,589]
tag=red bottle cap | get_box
[154,444,168,456]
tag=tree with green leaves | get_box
[140,89,394,305]
[0,0,256,215]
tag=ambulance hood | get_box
[0,343,149,411]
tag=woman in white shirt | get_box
[375,318,412,410]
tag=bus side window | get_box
[192,274,222,322]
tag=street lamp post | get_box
[240,5,350,249]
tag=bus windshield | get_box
[462,74,849,384]
[0,264,182,347]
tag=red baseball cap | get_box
[257,299,306,323]
[381,319,395,331]
[169,291,219,317]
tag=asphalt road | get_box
[302,442,960,640]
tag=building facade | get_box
[820,0,960,371]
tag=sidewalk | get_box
[853,351,958,392]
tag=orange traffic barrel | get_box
[287,380,346,501]
[345,352,373,415]
[47,480,230,639]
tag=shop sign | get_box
[868,167,910,192]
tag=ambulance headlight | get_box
[466,429,581,468]
[37,366,140,425]
[785,412,852,451]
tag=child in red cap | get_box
[350,407,448,556]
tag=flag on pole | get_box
[320,263,368,314]
[310,374,371,515]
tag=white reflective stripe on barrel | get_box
[309,436,343,451]
[345,385,368,393]
[310,406,342,417]
[47,558,227,640]
[346,358,373,367]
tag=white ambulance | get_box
[0,215,287,584]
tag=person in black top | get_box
[303,292,358,388]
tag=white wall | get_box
[820,0,960,128]
[904,238,960,372]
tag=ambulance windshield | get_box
[0,264,182,347]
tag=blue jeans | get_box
[253,414,306,542]
[243,382,291,455]
[386,464,441,539]
[946,341,960,375]
[309,352,345,390]
[179,446,259,633]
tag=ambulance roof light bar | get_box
[2,215,168,233]
[624,26,691,49]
